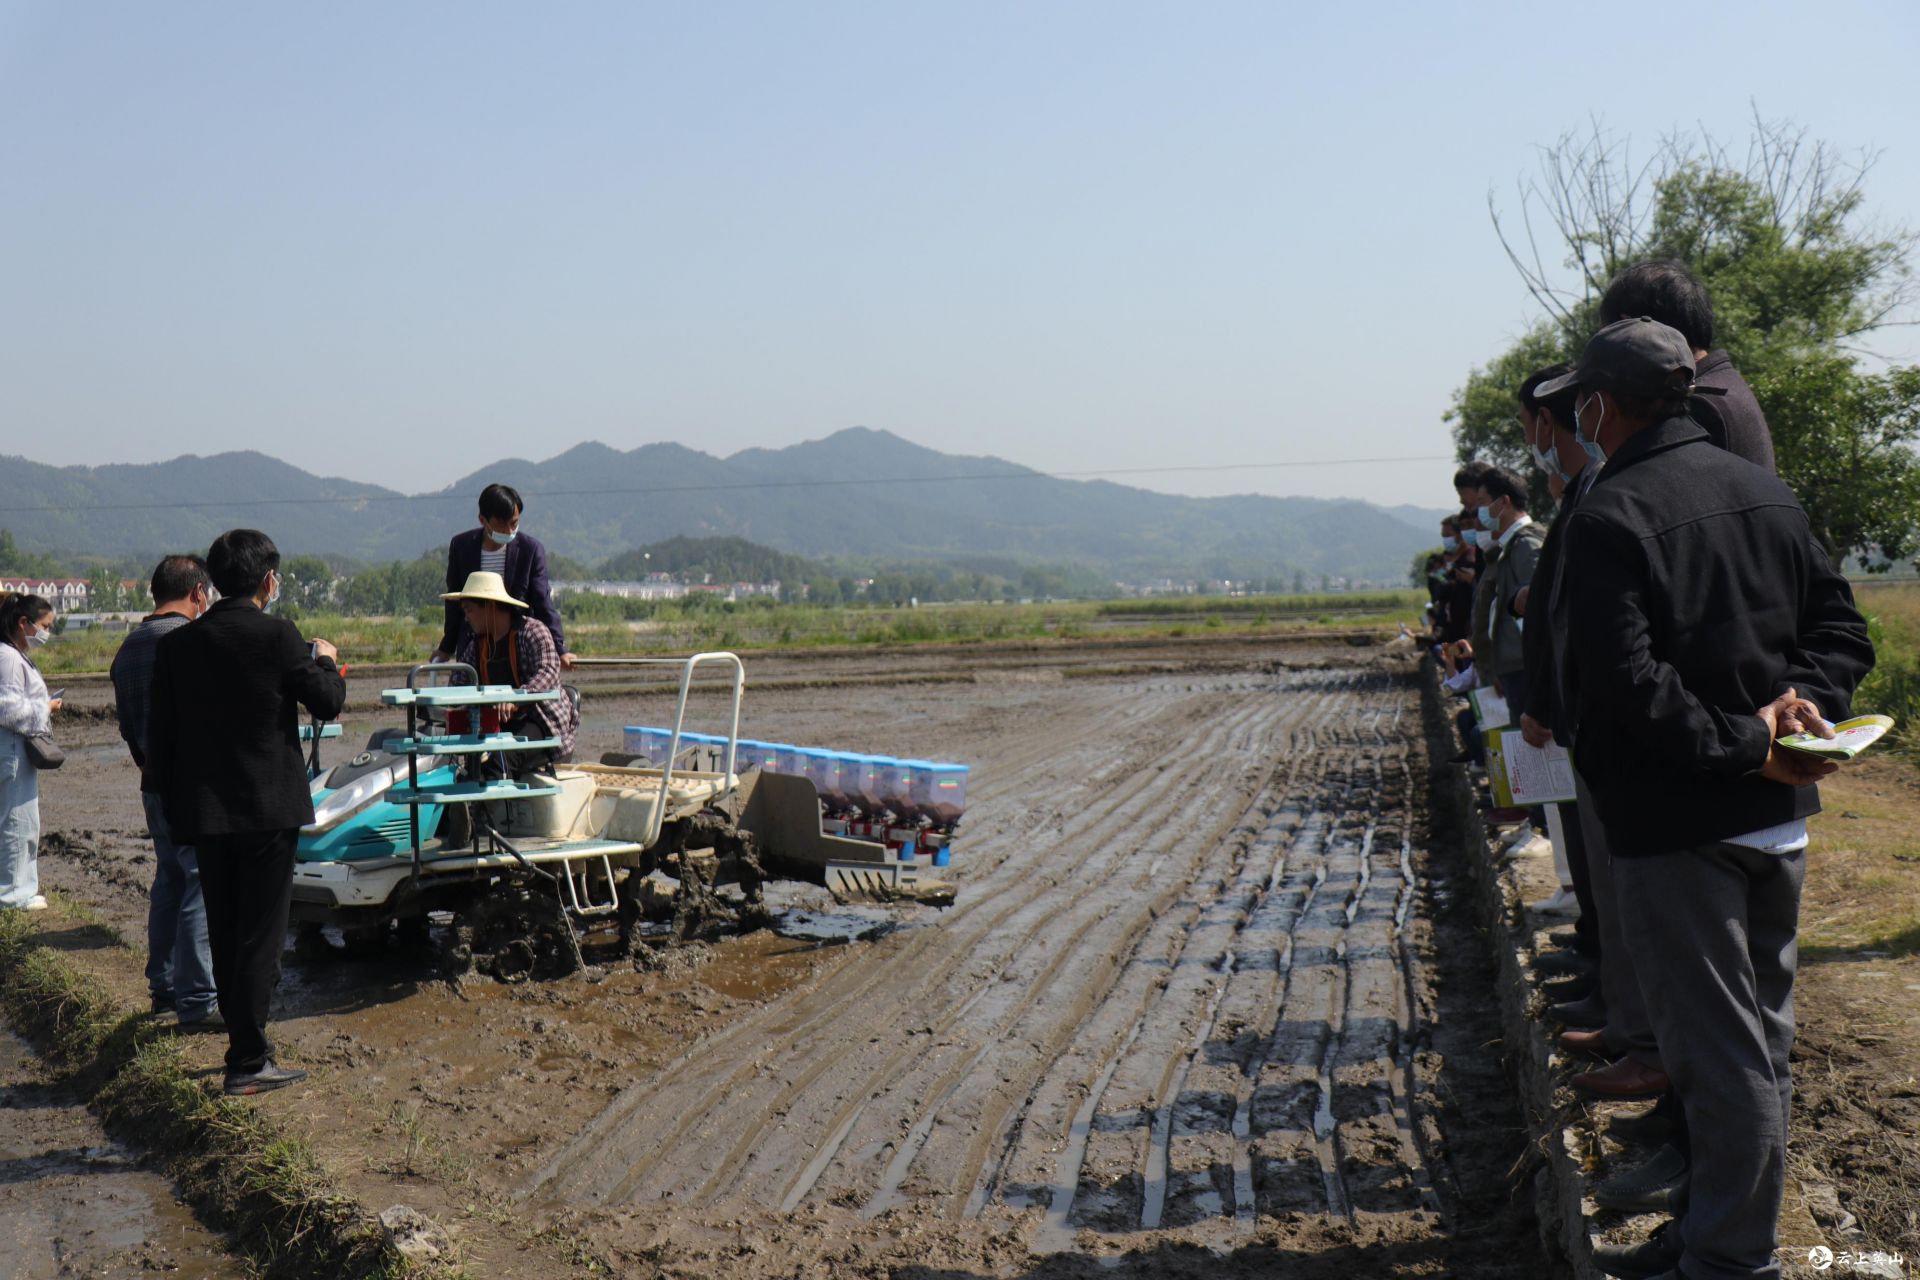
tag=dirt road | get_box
[33,636,1540,1277]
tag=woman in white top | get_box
[0,593,61,911]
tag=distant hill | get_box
[1382,503,1455,535]
[0,429,1436,583]
[599,536,824,585]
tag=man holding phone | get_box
[148,531,345,1095]
[111,556,218,1028]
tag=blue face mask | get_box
[1470,529,1494,550]
[1441,535,1458,551]
[1574,394,1608,466]
[1534,443,1572,483]
[486,524,518,546]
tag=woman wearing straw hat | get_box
[442,570,578,770]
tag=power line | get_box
[12,454,1455,515]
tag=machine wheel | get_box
[446,879,583,982]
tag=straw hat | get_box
[441,571,528,609]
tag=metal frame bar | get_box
[567,652,745,850]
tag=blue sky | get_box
[2,1,1917,508]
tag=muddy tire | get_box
[449,881,583,983]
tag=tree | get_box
[87,565,128,612]
[281,555,336,616]
[1456,112,1920,564]
[1444,323,1568,509]
[0,529,62,578]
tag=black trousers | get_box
[195,828,297,1074]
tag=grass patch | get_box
[0,911,429,1278]
[1802,760,1920,960]
[36,594,1424,674]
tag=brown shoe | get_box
[1558,1027,1612,1059]
[1572,1059,1670,1100]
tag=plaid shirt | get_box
[454,615,577,755]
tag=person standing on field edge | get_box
[148,530,345,1096]
[432,483,573,670]
[111,555,219,1027]
[1550,319,1872,1280]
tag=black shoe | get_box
[1547,927,1581,949]
[1546,994,1608,1028]
[149,993,175,1014]
[223,1061,308,1097]
[1605,1103,1676,1147]
[1541,973,1596,1005]
[176,1010,226,1034]
[1591,1222,1681,1279]
[1534,948,1596,978]
[1592,1141,1688,1213]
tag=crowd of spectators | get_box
[1419,260,1876,1280]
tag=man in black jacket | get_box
[149,530,347,1096]
[1549,319,1873,1280]
[1600,259,1776,473]
[432,483,571,669]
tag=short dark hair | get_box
[150,555,210,606]
[0,592,52,647]
[1481,466,1530,511]
[1611,387,1695,425]
[479,484,523,522]
[206,529,280,600]
[1439,515,1458,532]
[1522,362,1580,433]
[1452,460,1494,491]
[1519,363,1567,411]
[1599,259,1715,351]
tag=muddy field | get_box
[32,636,1544,1277]
[0,1032,240,1279]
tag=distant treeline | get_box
[1,530,1125,616]
[1098,592,1417,618]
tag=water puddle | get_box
[0,1033,240,1279]
[769,908,900,945]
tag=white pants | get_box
[0,732,41,909]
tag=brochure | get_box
[1492,728,1578,807]
[1469,687,1511,730]
[1777,714,1894,762]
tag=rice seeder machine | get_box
[289,653,970,976]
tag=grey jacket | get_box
[1487,519,1544,677]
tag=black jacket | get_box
[1522,472,1586,739]
[149,599,347,841]
[437,528,567,658]
[1692,350,1776,474]
[1560,415,1872,856]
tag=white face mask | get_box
[26,624,51,647]
[264,572,282,610]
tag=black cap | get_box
[1536,317,1696,400]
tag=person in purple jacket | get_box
[431,483,573,670]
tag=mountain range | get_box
[0,429,1446,583]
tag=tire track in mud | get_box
[1022,708,1379,1246]
[527,676,1311,1206]
[528,667,1441,1259]
[633,689,1299,1207]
